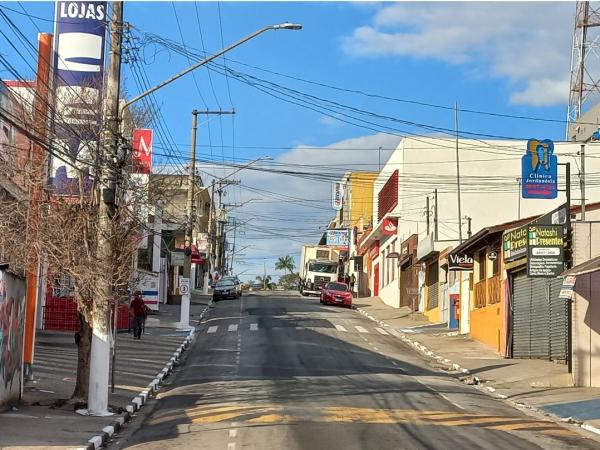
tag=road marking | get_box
[228,324,238,332]
[207,326,218,334]
[250,323,258,331]
[227,443,236,450]
[375,327,389,335]
[229,429,237,438]
[355,325,368,333]
[334,324,347,332]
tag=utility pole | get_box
[179,110,198,330]
[89,1,123,416]
[455,101,463,243]
[581,143,586,220]
[434,189,439,241]
[23,32,53,381]
[426,195,430,235]
[516,177,522,219]
[204,180,216,295]
[465,216,472,239]
[263,258,267,290]
[378,146,382,171]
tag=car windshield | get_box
[327,282,348,292]
[308,262,337,273]
[216,280,234,287]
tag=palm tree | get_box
[256,275,273,290]
[275,255,296,274]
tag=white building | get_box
[359,137,600,311]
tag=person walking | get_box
[130,291,146,340]
[350,273,356,297]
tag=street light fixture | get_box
[121,25,302,112]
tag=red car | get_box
[320,282,353,308]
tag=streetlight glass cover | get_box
[272,22,303,30]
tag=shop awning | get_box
[563,255,600,277]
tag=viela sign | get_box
[448,253,474,271]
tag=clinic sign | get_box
[527,225,564,277]
[332,182,344,211]
[521,139,558,199]
[50,1,107,195]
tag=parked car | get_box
[213,279,238,301]
[320,282,352,308]
[220,276,242,298]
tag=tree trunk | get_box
[71,312,92,403]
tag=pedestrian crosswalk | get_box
[201,323,393,336]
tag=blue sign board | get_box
[521,139,558,199]
[326,229,349,248]
[50,1,107,196]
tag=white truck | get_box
[299,245,340,296]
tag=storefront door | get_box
[374,264,380,296]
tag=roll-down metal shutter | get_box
[512,272,533,359]
[512,272,567,362]
[427,262,439,309]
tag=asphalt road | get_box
[113,293,600,450]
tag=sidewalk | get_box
[0,302,205,450]
[354,296,600,437]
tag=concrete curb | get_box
[84,303,212,449]
[353,306,600,440]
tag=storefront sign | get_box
[332,182,344,211]
[448,253,474,271]
[503,225,528,262]
[170,250,185,267]
[326,229,349,248]
[559,275,577,300]
[527,225,564,277]
[521,138,558,199]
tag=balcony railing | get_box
[474,279,486,308]
[474,274,502,308]
[487,274,502,304]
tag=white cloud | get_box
[319,115,344,129]
[200,133,400,280]
[343,2,573,107]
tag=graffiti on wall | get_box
[0,270,26,406]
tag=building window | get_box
[477,251,486,282]
[491,249,500,276]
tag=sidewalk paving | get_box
[354,296,600,437]
[0,302,206,450]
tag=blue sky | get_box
[0,2,577,281]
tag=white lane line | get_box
[334,324,347,332]
[355,325,369,333]
[228,324,239,332]
[227,443,236,450]
[250,323,258,331]
[375,327,389,335]
[229,429,238,438]
[207,326,218,334]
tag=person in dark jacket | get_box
[130,291,146,340]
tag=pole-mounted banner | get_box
[521,139,558,199]
[51,1,108,196]
[332,182,344,211]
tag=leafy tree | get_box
[279,273,301,290]
[275,255,296,274]
[255,275,275,289]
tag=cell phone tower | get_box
[567,2,600,138]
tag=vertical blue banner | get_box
[50,1,107,196]
[521,139,558,199]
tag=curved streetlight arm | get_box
[121,23,301,113]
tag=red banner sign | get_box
[132,128,153,174]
